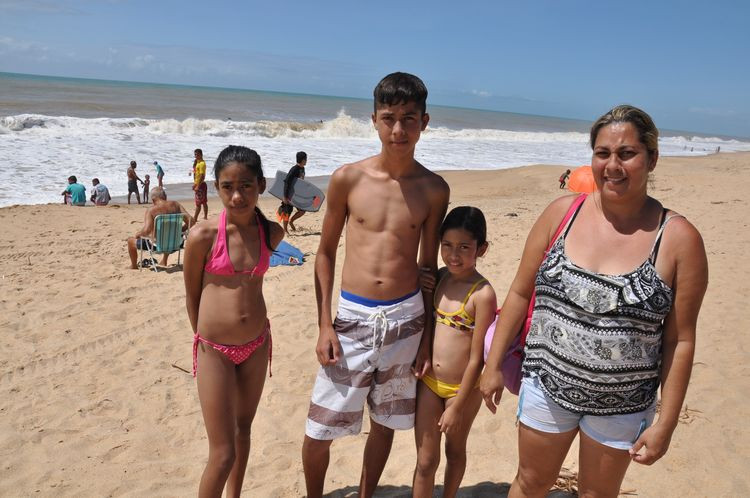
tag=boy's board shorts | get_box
[194,182,207,205]
[305,289,425,440]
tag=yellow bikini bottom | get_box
[421,374,462,399]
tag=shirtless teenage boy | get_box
[302,72,450,498]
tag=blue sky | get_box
[1,0,748,137]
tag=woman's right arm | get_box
[183,223,213,334]
[480,195,579,412]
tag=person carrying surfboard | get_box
[281,151,307,234]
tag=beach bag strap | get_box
[519,193,587,349]
[484,194,589,395]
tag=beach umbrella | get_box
[567,165,597,193]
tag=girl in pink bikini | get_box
[184,145,284,497]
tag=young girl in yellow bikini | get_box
[183,145,284,497]
[413,206,497,498]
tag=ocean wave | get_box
[3,112,749,149]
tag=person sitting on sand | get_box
[90,178,111,206]
[126,187,194,269]
[62,175,86,206]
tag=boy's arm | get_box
[313,168,349,366]
[414,178,450,377]
[283,168,295,201]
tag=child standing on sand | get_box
[183,145,284,497]
[413,206,496,498]
[142,174,151,202]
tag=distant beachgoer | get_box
[62,175,86,206]
[302,72,449,498]
[281,151,308,235]
[192,148,208,220]
[127,160,144,204]
[143,175,151,203]
[481,104,709,497]
[559,169,571,189]
[154,161,165,188]
[90,178,111,206]
[413,206,497,497]
[183,145,284,496]
[126,187,194,269]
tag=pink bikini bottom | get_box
[193,323,272,377]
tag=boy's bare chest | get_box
[347,180,430,232]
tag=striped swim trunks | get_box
[305,289,425,440]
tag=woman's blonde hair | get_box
[590,105,659,157]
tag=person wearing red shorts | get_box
[192,148,208,220]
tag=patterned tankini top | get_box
[523,203,681,415]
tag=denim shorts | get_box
[517,375,656,450]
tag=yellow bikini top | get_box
[434,277,487,333]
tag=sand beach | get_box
[1,152,748,497]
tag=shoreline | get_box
[1,150,739,210]
[108,174,333,206]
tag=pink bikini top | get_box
[204,209,270,276]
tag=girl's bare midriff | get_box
[430,323,472,384]
[196,274,267,344]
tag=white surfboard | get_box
[268,170,325,212]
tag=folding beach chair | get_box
[138,213,186,272]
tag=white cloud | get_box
[471,89,492,98]
[0,36,50,61]
[130,54,155,70]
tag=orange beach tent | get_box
[567,165,598,193]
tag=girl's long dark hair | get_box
[213,145,273,250]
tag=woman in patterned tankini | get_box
[481,105,709,497]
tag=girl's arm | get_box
[630,217,708,465]
[439,283,497,435]
[183,222,213,334]
[268,220,285,250]
[480,195,579,413]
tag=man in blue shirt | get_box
[62,175,86,206]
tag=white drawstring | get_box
[368,305,403,350]
[368,309,388,350]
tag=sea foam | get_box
[1,111,748,207]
